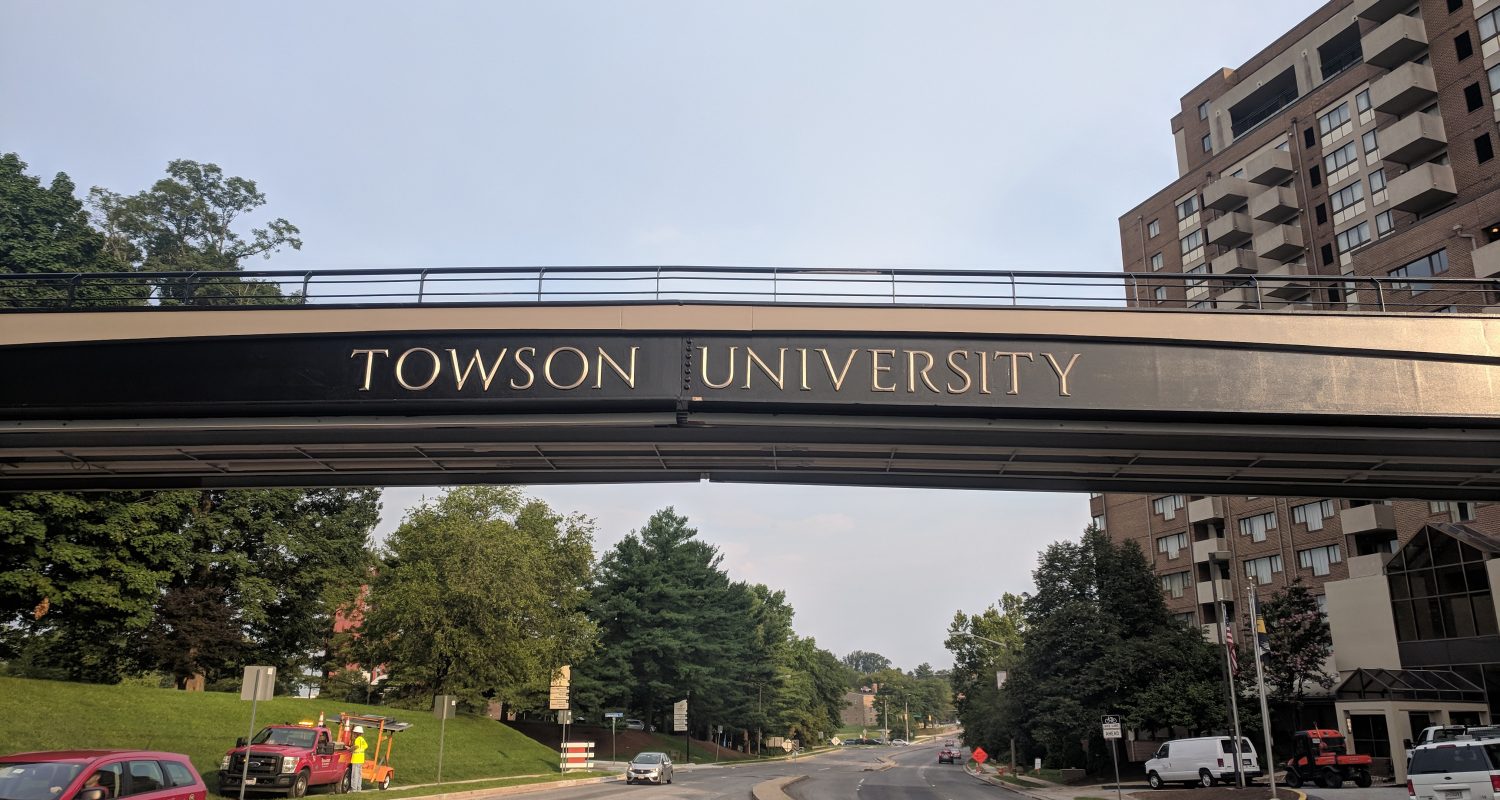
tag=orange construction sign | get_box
[972,746,988,764]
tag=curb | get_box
[378,774,622,800]
[750,774,807,800]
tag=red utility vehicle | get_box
[219,723,348,797]
[0,750,207,800]
[1281,729,1374,789]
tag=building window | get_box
[1336,221,1371,253]
[1148,219,1160,237]
[1292,499,1337,531]
[1387,526,1500,642]
[1152,494,1186,520]
[1457,31,1475,61]
[1150,252,1164,270]
[1449,0,1463,11]
[1315,203,1328,225]
[1369,168,1386,193]
[1478,133,1495,163]
[1202,133,1213,153]
[1092,513,1106,531]
[1377,210,1395,235]
[1176,195,1200,221]
[1174,611,1197,626]
[1430,500,1478,521]
[1154,286,1167,302]
[1389,249,1449,293]
[1331,181,1365,213]
[1321,243,1336,266]
[1238,512,1277,542]
[1362,129,1379,155]
[1161,570,1193,599]
[1324,142,1358,174]
[1489,63,1500,99]
[1244,554,1284,586]
[1199,100,1210,120]
[1298,544,1343,576]
[1466,82,1485,112]
[1157,531,1188,559]
[1179,229,1205,255]
[1309,165,1322,186]
[1318,103,1351,136]
[1356,90,1371,114]
[1189,300,1211,310]
[1482,8,1500,45]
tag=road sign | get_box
[604,712,624,719]
[239,666,275,701]
[672,699,688,732]
[1102,714,1122,740]
[972,746,988,764]
[548,666,571,710]
[434,695,457,719]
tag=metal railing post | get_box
[67,274,80,308]
[655,266,662,301]
[417,269,428,304]
[1254,276,1264,309]
[1375,279,1387,311]
[773,267,779,303]
[537,267,546,302]
[301,272,312,304]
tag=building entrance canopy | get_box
[1,267,1498,494]
[1337,668,1488,704]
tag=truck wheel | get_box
[290,771,310,799]
[1198,770,1215,788]
[1284,768,1303,788]
[336,771,350,794]
[1322,768,1344,790]
[1355,769,1372,788]
[1147,772,1164,790]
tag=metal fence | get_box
[0,266,1496,313]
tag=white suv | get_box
[1409,739,1500,800]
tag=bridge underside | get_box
[5,412,1498,499]
[2,303,1498,498]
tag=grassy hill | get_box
[0,677,561,794]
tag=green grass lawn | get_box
[0,676,561,796]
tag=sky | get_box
[2,0,1321,669]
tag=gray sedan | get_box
[625,752,673,785]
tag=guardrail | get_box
[0,266,1495,313]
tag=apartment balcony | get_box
[1355,0,1412,23]
[1262,263,1312,298]
[1388,162,1457,213]
[1246,149,1295,186]
[1188,497,1226,523]
[1340,503,1397,535]
[1192,536,1230,564]
[1213,284,1260,309]
[1204,176,1253,212]
[1363,14,1429,70]
[1253,224,1305,262]
[1196,579,1234,606]
[1207,211,1254,247]
[1347,552,1390,579]
[1370,62,1438,116]
[1200,622,1224,644]
[1211,248,1271,275]
[1383,112,1447,165]
[1474,238,1500,279]
[1249,185,1299,223]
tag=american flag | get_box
[1224,607,1238,676]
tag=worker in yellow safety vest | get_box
[350,726,368,792]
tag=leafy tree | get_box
[841,650,891,674]
[90,159,301,305]
[364,487,596,707]
[945,594,1025,754]
[0,153,132,307]
[1260,579,1335,722]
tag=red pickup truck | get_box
[219,725,348,797]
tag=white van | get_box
[1145,736,1262,788]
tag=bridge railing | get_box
[0,266,1496,313]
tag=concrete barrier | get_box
[751,775,807,800]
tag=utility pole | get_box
[1209,551,1246,788]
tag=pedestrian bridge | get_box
[2,267,1497,498]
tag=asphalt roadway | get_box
[497,740,1022,800]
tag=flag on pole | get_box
[1250,590,1270,660]
[1224,607,1238,676]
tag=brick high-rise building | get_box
[1105,0,1500,773]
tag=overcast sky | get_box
[3,0,1319,670]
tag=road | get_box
[495,741,1023,800]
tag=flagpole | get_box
[1210,553,1245,788]
[1250,585,1277,797]
[1225,603,1246,788]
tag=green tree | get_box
[841,650,891,674]
[1260,579,1335,724]
[91,159,301,305]
[945,593,1025,754]
[0,153,133,307]
[363,487,596,707]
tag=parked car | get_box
[625,752,672,785]
[1145,736,1261,788]
[1408,738,1500,800]
[938,748,960,764]
[624,719,645,731]
[890,739,909,747]
[0,750,207,800]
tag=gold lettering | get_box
[976,350,991,394]
[594,346,638,389]
[510,347,536,389]
[699,346,736,389]
[350,349,389,391]
[870,349,896,392]
[394,347,441,391]
[1042,352,1082,397]
[798,348,811,391]
[994,351,1035,395]
[544,346,589,390]
[907,350,939,393]
[945,350,972,394]
[744,347,787,390]
[448,348,506,391]
[817,348,858,391]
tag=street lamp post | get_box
[960,631,1014,775]
[1207,551,1246,788]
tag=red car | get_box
[0,751,207,800]
[938,747,960,764]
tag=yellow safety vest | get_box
[352,735,368,764]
